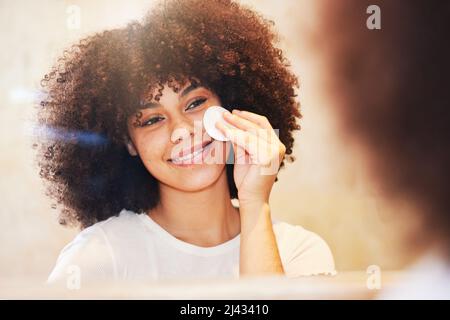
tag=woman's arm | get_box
[239,201,285,276]
[216,109,288,277]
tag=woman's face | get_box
[126,82,232,192]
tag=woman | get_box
[37,0,335,285]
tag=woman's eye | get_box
[142,115,164,126]
[140,98,207,127]
[185,98,207,111]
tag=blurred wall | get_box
[0,0,411,282]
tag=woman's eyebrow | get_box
[179,83,201,98]
[140,101,160,109]
[139,83,203,109]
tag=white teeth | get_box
[171,144,209,163]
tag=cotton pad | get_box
[203,106,236,141]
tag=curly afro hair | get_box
[36,0,301,229]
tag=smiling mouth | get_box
[168,140,214,163]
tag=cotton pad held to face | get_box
[203,106,235,141]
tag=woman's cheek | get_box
[136,131,166,162]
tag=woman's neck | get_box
[148,168,241,247]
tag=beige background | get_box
[0,0,412,284]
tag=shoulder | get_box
[272,219,336,277]
[47,209,145,285]
[377,252,450,299]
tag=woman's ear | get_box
[124,137,138,156]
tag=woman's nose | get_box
[170,121,195,144]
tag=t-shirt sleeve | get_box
[274,222,336,278]
[47,225,117,287]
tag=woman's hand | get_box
[215,109,286,206]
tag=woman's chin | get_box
[159,162,226,192]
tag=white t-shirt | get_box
[47,209,336,284]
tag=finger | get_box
[223,127,278,166]
[232,110,271,130]
[215,119,257,139]
[232,109,280,141]
[223,111,260,132]
[219,125,259,163]
[216,121,282,166]
[231,142,252,165]
[216,113,261,144]
[221,112,274,144]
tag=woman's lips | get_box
[168,140,214,164]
